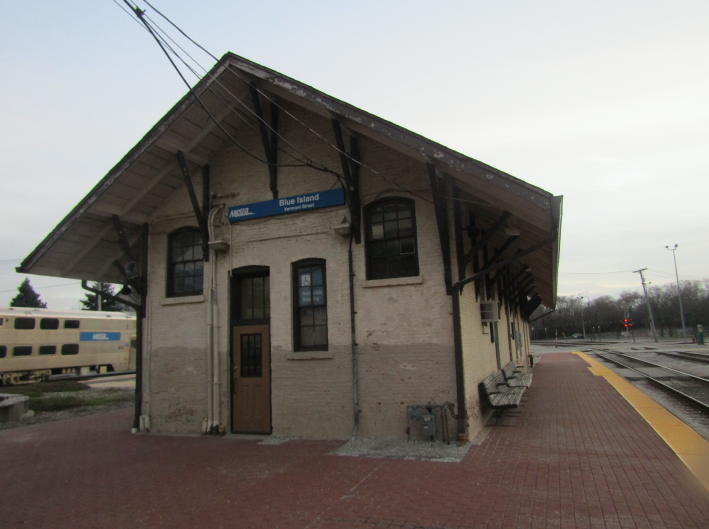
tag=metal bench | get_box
[480,372,526,424]
[501,362,532,389]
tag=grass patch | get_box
[2,381,133,414]
[1,380,89,398]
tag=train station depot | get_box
[18,54,562,441]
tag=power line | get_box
[559,269,635,275]
[128,1,439,206]
[0,282,78,294]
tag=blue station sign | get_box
[228,188,345,223]
[80,332,121,342]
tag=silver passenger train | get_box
[0,308,136,385]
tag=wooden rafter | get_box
[249,83,279,199]
[427,164,452,295]
[331,120,362,244]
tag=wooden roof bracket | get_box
[427,164,452,295]
[466,211,481,300]
[249,82,279,199]
[81,280,140,311]
[110,214,144,296]
[176,151,210,262]
[463,210,512,264]
[453,186,466,281]
[332,119,361,244]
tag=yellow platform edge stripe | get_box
[574,351,709,492]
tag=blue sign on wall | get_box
[228,188,345,223]
[80,332,121,342]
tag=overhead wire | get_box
[122,0,315,172]
[141,0,380,176]
[115,0,520,217]
[134,0,442,207]
[118,0,352,204]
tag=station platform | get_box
[1,352,709,528]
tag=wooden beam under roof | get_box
[60,104,233,277]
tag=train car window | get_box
[13,346,32,356]
[0,346,6,358]
[14,318,36,330]
[40,318,60,330]
[61,344,79,355]
[64,320,80,329]
[39,345,57,356]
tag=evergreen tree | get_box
[80,282,123,311]
[9,278,48,308]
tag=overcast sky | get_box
[1,0,707,310]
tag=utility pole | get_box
[665,244,687,339]
[577,293,588,339]
[633,268,658,342]
[97,281,103,311]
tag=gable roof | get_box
[18,53,562,306]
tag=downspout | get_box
[206,257,214,431]
[450,232,557,441]
[348,230,360,441]
[208,206,223,432]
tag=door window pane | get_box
[240,334,262,377]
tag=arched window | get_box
[292,259,328,351]
[167,228,204,297]
[364,198,419,280]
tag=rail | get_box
[596,352,709,413]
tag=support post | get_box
[133,223,149,431]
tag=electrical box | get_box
[480,301,500,322]
[421,412,437,436]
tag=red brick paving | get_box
[1,353,708,528]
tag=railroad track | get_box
[655,351,709,364]
[596,351,709,412]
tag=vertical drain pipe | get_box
[206,259,214,430]
[348,231,360,441]
[209,206,223,432]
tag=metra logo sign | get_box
[228,188,344,223]
[229,207,255,219]
[80,332,121,342]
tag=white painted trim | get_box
[361,276,423,288]
[160,295,205,306]
[286,350,334,360]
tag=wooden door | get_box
[232,324,271,434]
